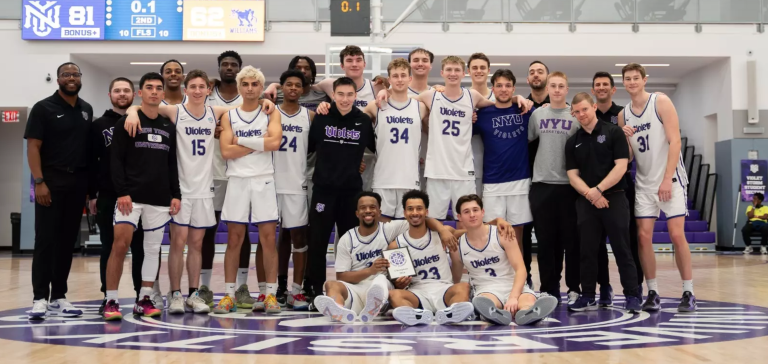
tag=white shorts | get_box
[410,281,452,312]
[482,194,533,226]
[213,179,228,212]
[221,176,279,225]
[340,275,393,314]
[171,198,216,229]
[473,283,536,305]
[113,202,171,231]
[372,188,409,219]
[426,179,476,219]
[635,181,688,219]
[278,193,308,229]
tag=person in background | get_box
[742,192,768,255]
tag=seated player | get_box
[387,190,475,326]
[456,194,558,326]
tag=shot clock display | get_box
[104,0,184,40]
[330,0,370,36]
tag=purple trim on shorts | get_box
[665,213,686,220]
[345,286,354,309]
[144,219,171,232]
[170,218,189,227]
[282,224,308,231]
[222,219,250,225]
[442,287,450,308]
[189,223,217,230]
[252,219,279,226]
[416,295,424,310]
[512,221,533,227]
[114,221,137,229]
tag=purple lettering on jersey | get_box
[354,100,369,107]
[470,256,500,268]
[283,124,304,133]
[439,107,467,118]
[386,116,414,124]
[325,126,361,140]
[539,118,574,134]
[413,254,440,268]
[634,122,652,132]
[355,249,383,261]
[184,127,212,136]
[492,114,525,128]
[235,129,263,138]
[102,127,114,147]
[152,128,170,138]
[134,141,170,151]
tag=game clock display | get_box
[104,0,184,40]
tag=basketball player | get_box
[213,66,283,314]
[388,190,475,326]
[313,191,456,323]
[407,47,434,192]
[273,56,329,112]
[467,53,494,198]
[474,69,534,252]
[618,63,696,312]
[161,59,186,105]
[102,72,181,321]
[456,195,558,326]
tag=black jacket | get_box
[89,109,123,200]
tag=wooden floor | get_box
[0,252,767,363]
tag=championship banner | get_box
[741,159,768,201]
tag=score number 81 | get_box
[190,7,224,27]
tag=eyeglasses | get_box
[59,72,82,79]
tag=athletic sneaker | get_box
[185,291,211,313]
[472,296,512,325]
[48,298,83,316]
[516,295,558,325]
[393,306,433,326]
[167,291,185,314]
[235,284,256,309]
[625,295,642,313]
[568,295,598,312]
[526,276,534,290]
[642,290,661,311]
[252,294,266,312]
[287,293,309,310]
[314,295,356,323]
[197,285,214,307]
[213,294,237,314]
[677,291,697,312]
[435,302,475,325]
[264,294,281,313]
[134,295,162,317]
[598,285,614,307]
[150,290,164,310]
[762,246,768,255]
[98,298,107,315]
[359,283,387,323]
[276,287,287,307]
[744,246,754,254]
[103,299,122,321]
[567,291,580,305]
[28,299,47,320]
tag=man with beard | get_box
[25,62,93,320]
[89,78,146,315]
[161,59,186,105]
[273,56,329,112]
[407,48,434,192]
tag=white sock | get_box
[258,282,266,294]
[106,290,119,301]
[152,280,161,293]
[225,283,236,298]
[682,280,694,294]
[200,269,213,287]
[266,283,278,296]
[139,287,154,300]
[646,279,659,293]
[292,283,302,296]
[236,268,249,287]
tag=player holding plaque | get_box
[382,247,416,279]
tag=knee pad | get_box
[292,245,308,253]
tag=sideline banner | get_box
[741,160,768,201]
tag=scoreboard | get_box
[21,0,265,41]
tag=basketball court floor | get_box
[0,253,766,363]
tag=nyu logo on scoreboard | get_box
[22,0,105,40]
[23,1,60,37]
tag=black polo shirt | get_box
[595,102,624,125]
[565,120,629,193]
[24,91,93,188]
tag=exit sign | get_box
[330,0,370,36]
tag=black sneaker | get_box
[276,287,287,307]
[677,291,697,312]
[642,290,661,311]
[98,298,107,315]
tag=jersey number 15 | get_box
[192,139,206,156]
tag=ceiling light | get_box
[130,62,187,65]
[615,63,668,67]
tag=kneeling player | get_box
[456,195,558,326]
[387,190,475,326]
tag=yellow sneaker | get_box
[264,294,281,313]
[213,294,236,314]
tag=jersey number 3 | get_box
[418,267,441,280]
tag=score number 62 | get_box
[190,7,224,27]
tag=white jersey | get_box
[274,105,310,195]
[624,93,688,194]
[459,225,515,289]
[206,86,243,180]
[175,105,216,198]
[225,107,273,178]
[372,99,422,189]
[335,221,409,284]
[408,86,431,97]
[394,230,452,286]
[425,88,475,180]
[162,94,187,106]
[353,79,375,110]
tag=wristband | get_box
[595,186,603,194]
[237,137,265,151]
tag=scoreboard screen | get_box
[21,0,265,42]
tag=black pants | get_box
[624,176,643,285]
[742,221,768,246]
[522,223,533,281]
[576,192,639,297]
[306,187,360,293]
[530,183,579,297]
[201,211,252,271]
[97,195,145,298]
[32,179,88,301]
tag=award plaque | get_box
[383,247,416,279]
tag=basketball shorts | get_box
[426,178,476,219]
[221,176,279,225]
[113,202,171,231]
[278,193,308,229]
[409,281,452,312]
[473,283,536,305]
[171,198,216,229]
[635,181,688,219]
[373,188,410,219]
[482,194,533,226]
[212,179,228,212]
[340,275,393,313]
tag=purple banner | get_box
[741,160,768,201]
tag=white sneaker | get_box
[185,292,211,313]
[435,302,475,325]
[167,291,185,314]
[314,295,356,324]
[567,291,580,305]
[48,299,83,317]
[393,306,433,326]
[359,283,387,323]
[28,299,47,320]
[151,290,165,310]
[761,246,768,255]
[744,246,754,254]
